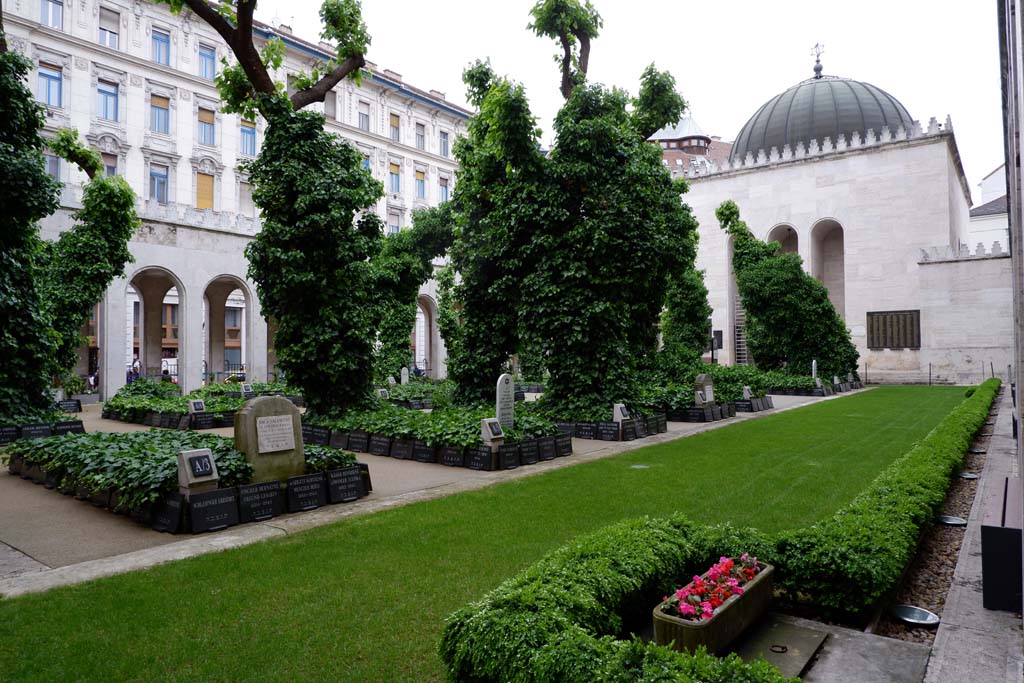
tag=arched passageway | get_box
[811,219,846,318]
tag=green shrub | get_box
[440,379,1000,678]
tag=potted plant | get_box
[653,554,773,656]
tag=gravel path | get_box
[873,394,999,644]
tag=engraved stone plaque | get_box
[257,415,296,453]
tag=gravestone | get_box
[286,472,327,512]
[496,373,515,429]
[177,448,220,496]
[151,493,184,533]
[695,374,714,406]
[613,403,630,437]
[234,396,305,483]
[387,376,397,386]
[187,488,239,533]
[57,399,82,413]
[815,377,823,389]
[538,436,557,460]
[20,424,51,440]
[742,386,753,401]
[377,388,390,400]
[0,425,19,445]
[52,421,85,436]
[241,383,257,399]
[192,412,216,430]
[812,359,818,380]
[518,439,539,465]
[188,399,206,414]
[400,367,409,385]
[327,466,365,503]
[439,446,465,467]
[238,481,284,522]
[481,418,505,448]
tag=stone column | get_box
[100,279,128,400]
[206,285,231,380]
[179,281,204,395]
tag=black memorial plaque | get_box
[518,439,539,465]
[52,420,85,436]
[514,391,526,402]
[421,398,433,409]
[302,424,331,446]
[143,412,158,427]
[160,413,177,429]
[499,443,520,470]
[575,422,597,440]
[0,425,20,444]
[188,453,214,477]
[635,418,648,438]
[286,473,327,512]
[597,422,620,441]
[217,412,236,428]
[57,399,82,413]
[655,414,668,433]
[347,430,370,452]
[413,441,436,463]
[327,466,366,503]
[191,412,216,430]
[735,400,754,412]
[177,414,191,430]
[439,446,465,467]
[555,433,573,457]
[555,422,576,435]
[621,419,638,441]
[20,424,52,440]
[390,439,414,460]
[409,399,423,410]
[188,488,239,533]
[765,396,774,409]
[368,434,392,456]
[329,431,349,450]
[238,481,284,522]
[466,446,495,471]
[537,436,557,461]
[711,406,723,421]
[151,493,184,533]
[226,391,242,399]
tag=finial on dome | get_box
[811,42,825,79]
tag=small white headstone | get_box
[177,448,219,496]
[240,383,255,398]
[387,376,397,386]
[812,360,818,379]
[613,403,629,427]
[496,373,515,429]
[742,386,753,400]
[481,417,504,444]
[188,399,206,414]
[833,376,840,386]
[815,377,823,388]
[377,388,390,399]
[400,367,409,385]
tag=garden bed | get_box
[4,430,367,534]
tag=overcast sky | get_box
[256,0,1003,203]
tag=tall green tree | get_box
[717,200,859,379]
[0,49,138,422]
[447,1,699,415]
[660,265,712,366]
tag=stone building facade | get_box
[3,0,469,397]
[682,66,1012,384]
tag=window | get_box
[102,153,117,176]
[361,154,370,170]
[389,113,400,142]
[152,29,170,65]
[40,0,62,28]
[239,181,255,217]
[198,45,216,80]
[150,94,169,134]
[324,92,336,119]
[866,310,921,350]
[415,169,425,199]
[240,120,256,156]
[198,108,215,145]
[439,131,449,157]
[196,172,214,209]
[387,211,400,235]
[97,80,118,121]
[415,123,425,150]
[150,164,169,204]
[388,162,400,193]
[38,64,62,107]
[439,176,449,202]
[43,153,60,179]
[98,8,119,48]
[358,101,370,131]
[225,308,241,329]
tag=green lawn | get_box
[0,386,965,682]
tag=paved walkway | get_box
[0,392,840,597]
[924,388,1024,683]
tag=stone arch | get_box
[126,265,187,382]
[766,223,799,254]
[810,218,846,318]
[413,294,440,378]
[202,274,253,383]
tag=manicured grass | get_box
[0,386,965,682]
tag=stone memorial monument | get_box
[387,376,397,386]
[694,374,714,406]
[496,373,515,429]
[234,396,305,483]
[742,386,753,401]
[177,448,219,496]
[400,367,409,385]
[481,418,505,451]
[812,359,818,380]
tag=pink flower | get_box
[734,586,744,595]
[679,603,696,616]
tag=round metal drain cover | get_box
[629,464,650,470]
[937,515,968,526]
[891,604,940,627]
[959,472,979,480]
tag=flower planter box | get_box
[653,563,774,656]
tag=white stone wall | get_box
[5,0,467,395]
[686,133,1006,383]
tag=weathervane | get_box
[811,42,825,79]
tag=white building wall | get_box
[687,132,1001,383]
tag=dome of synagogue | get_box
[729,66,913,163]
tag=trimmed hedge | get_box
[439,379,1000,681]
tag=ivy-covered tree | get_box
[660,265,712,367]
[717,200,859,379]
[447,0,699,415]
[0,45,139,422]
[371,204,454,383]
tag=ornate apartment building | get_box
[3,0,470,396]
